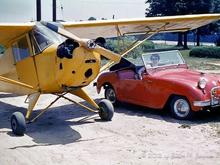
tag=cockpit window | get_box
[29,32,41,55]
[12,36,31,62]
[0,45,5,57]
[32,27,53,51]
[30,24,66,55]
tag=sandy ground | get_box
[0,84,220,165]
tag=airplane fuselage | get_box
[0,23,101,95]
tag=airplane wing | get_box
[0,22,35,46]
[62,14,220,39]
[0,75,36,95]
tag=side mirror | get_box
[142,73,148,79]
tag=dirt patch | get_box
[0,84,220,165]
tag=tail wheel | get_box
[98,99,114,121]
[11,112,26,136]
[170,96,194,120]
[104,86,118,105]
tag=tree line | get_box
[145,0,220,48]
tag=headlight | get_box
[198,78,207,89]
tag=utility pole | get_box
[53,0,57,22]
[36,0,41,21]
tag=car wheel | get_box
[170,96,194,120]
[104,86,118,105]
[98,99,114,121]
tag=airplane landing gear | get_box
[11,112,26,136]
[98,99,114,121]
[9,90,115,136]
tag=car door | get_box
[141,73,166,109]
[12,34,38,88]
[117,70,147,104]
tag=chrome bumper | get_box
[193,86,220,107]
[193,100,211,107]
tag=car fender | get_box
[96,72,118,94]
[162,79,205,111]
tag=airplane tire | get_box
[98,99,114,121]
[11,112,26,136]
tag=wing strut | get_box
[0,75,34,89]
[100,23,169,72]
[29,90,99,123]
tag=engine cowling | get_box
[55,46,101,89]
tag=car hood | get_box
[151,68,220,85]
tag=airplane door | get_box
[12,35,38,88]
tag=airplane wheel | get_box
[98,99,114,121]
[11,112,26,136]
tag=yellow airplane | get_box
[0,14,219,135]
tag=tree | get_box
[88,17,96,21]
[145,0,214,47]
[212,0,220,13]
[212,0,220,46]
[211,0,220,32]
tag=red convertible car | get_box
[96,50,220,120]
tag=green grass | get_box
[180,50,220,71]
[180,50,190,58]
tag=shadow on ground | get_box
[114,101,220,126]
[0,99,102,146]
[1,96,220,147]
[0,93,20,98]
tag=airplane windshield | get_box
[0,45,5,56]
[31,24,66,53]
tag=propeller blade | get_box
[93,45,121,63]
[43,22,121,63]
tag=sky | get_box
[0,0,147,22]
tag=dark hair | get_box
[150,54,160,61]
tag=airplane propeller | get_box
[42,22,121,63]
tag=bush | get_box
[215,36,220,46]
[140,40,155,52]
[105,38,155,58]
[189,47,220,58]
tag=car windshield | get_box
[142,50,185,69]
